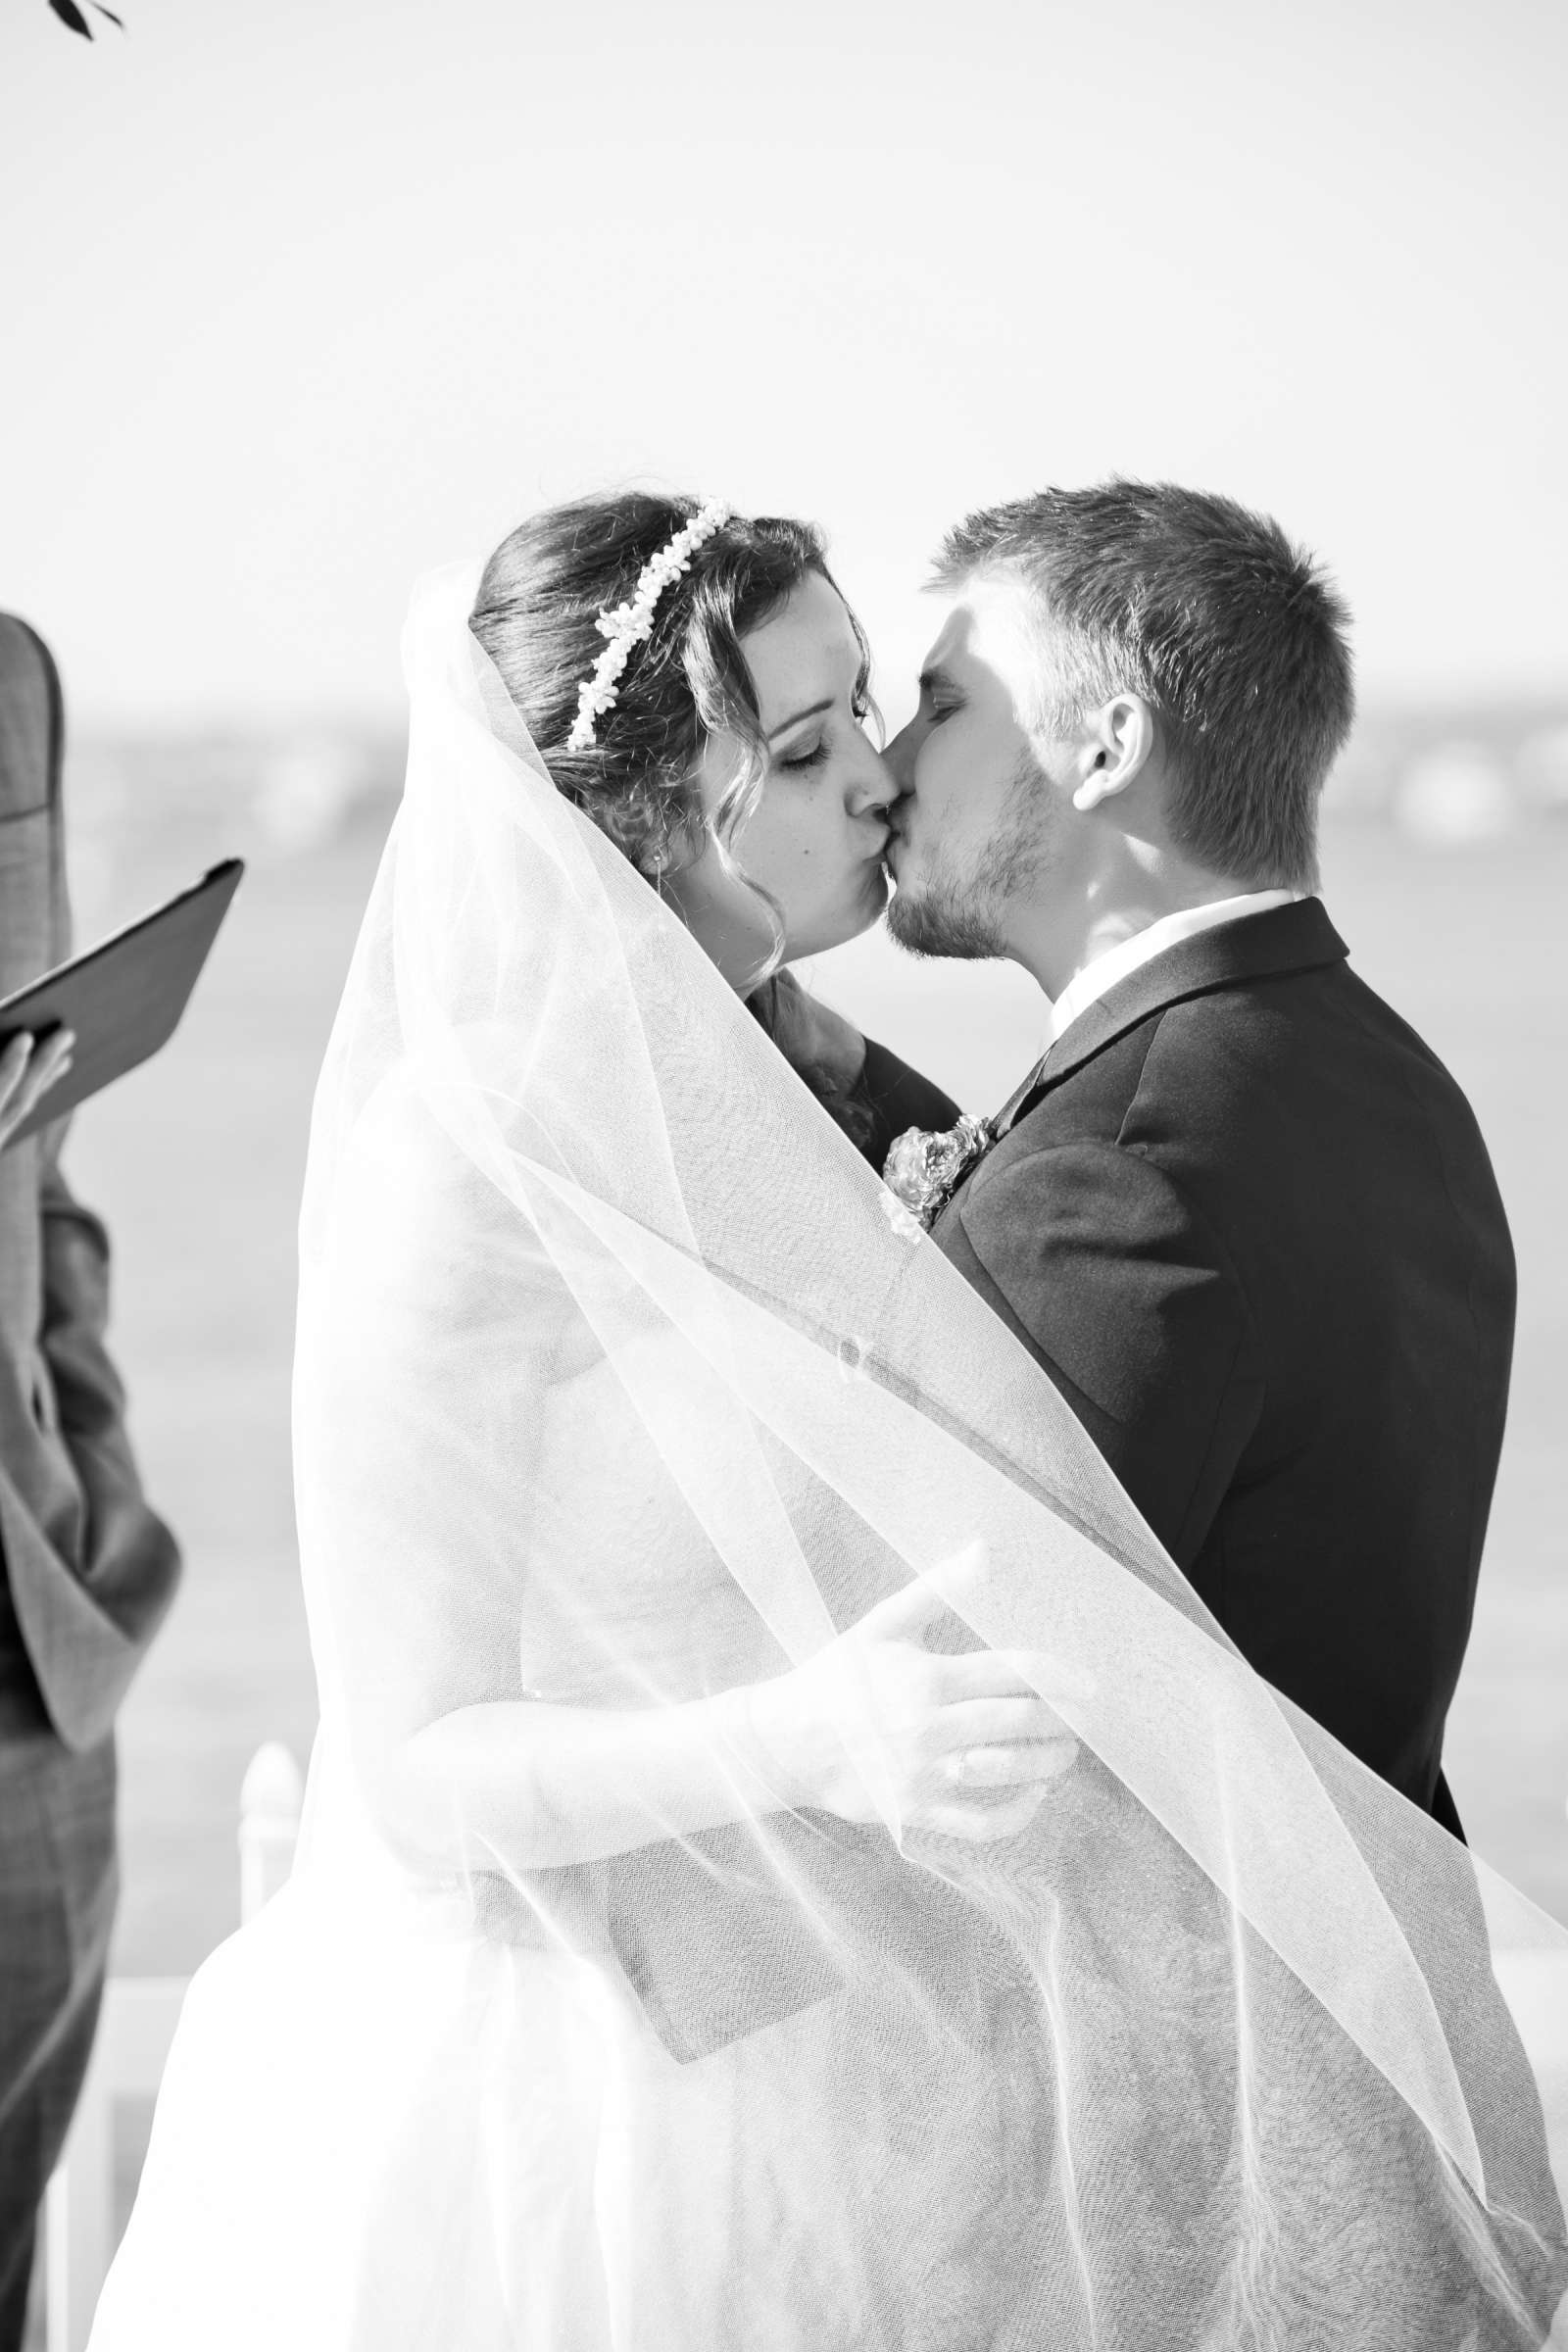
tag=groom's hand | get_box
[745,1576,1082,1844]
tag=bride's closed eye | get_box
[777,737,829,773]
[775,697,874,773]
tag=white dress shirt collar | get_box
[1047,890,1303,1045]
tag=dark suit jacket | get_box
[934,897,1514,1831]
[0,615,180,1751]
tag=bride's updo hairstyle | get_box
[470,492,869,906]
[470,492,878,1141]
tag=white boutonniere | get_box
[882,1112,997,1234]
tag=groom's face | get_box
[884,580,1062,959]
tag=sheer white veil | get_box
[92,562,1568,2351]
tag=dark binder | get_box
[0,858,245,1143]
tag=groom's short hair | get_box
[934,480,1355,891]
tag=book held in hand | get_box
[0,858,245,1143]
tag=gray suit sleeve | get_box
[38,1151,181,1607]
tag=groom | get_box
[886,480,1511,1837]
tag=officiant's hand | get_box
[746,1577,1082,1844]
[0,1029,74,1152]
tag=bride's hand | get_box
[744,1577,1083,1844]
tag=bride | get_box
[91,494,1568,2349]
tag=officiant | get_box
[0,614,182,2352]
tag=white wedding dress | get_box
[89,568,1568,2350]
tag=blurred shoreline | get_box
[65,690,1568,922]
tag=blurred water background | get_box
[55,705,1568,1973]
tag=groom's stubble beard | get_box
[887,745,1055,962]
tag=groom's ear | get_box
[1070,694,1157,812]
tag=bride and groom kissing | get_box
[529,472,1508,1838]
[90,477,1558,2352]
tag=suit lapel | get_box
[1001,897,1349,1132]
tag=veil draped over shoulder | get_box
[92,567,1568,2350]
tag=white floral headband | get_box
[565,498,734,753]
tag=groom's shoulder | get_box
[979,944,1480,1184]
[1132,951,1455,1116]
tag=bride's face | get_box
[665,571,896,988]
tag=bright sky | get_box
[2,0,1563,728]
